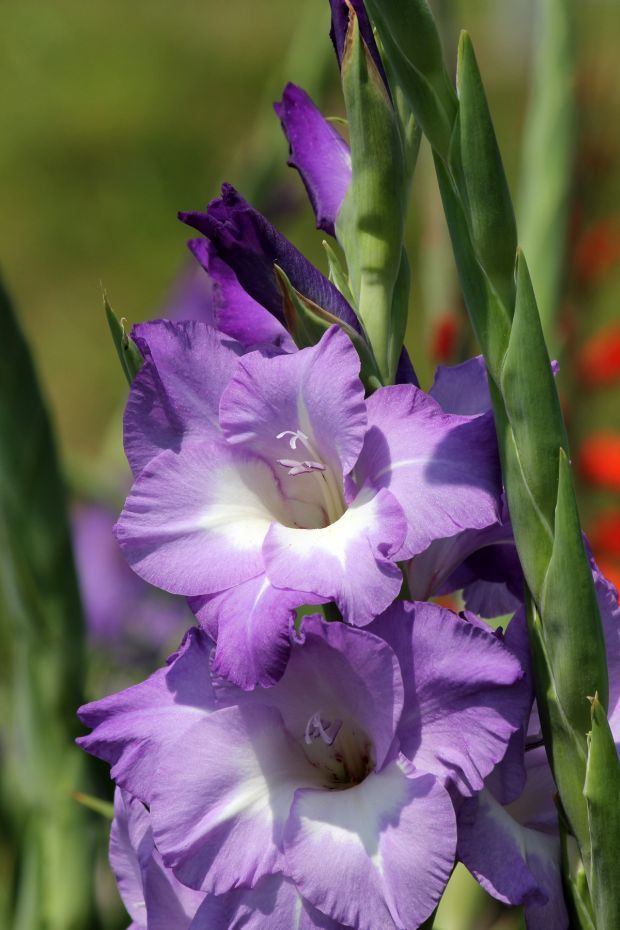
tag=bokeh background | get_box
[0,1,618,927]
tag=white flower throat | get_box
[303,709,373,789]
[275,430,346,526]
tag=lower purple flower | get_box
[78,602,528,930]
[457,562,620,930]
[110,788,205,930]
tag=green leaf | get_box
[433,155,511,380]
[455,32,517,312]
[274,264,382,392]
[584,696,620,930]
[105,296,144,384]
[322,239,355,307]
[499,251,567,578]
[517,0,575,350]
[541,451,608,730]
[559,808,596,930]
[365,0,456,158]
[0,275,97,928]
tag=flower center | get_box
[275,430,346,526]
[302,710,373,789]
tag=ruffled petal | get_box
[458,790,568,930]
[187,239,294,351]
[190,577,324,690]
[189,874,350,930]
[429,355,492,415]
[150,704,323,894]
[77,628,215,803]
[116,440,289,596]
[283,757,455,930]
[110,789,204,930]
[219,326,367,481]
[354,385,502,557]
[124,320,241,476]
[232,614,404,772]
[370,602,528,797]
[263,487,407,626]
[406,518,513,601]
[274,84,351,237]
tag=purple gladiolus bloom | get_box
[458,563,620,930]
[110,788,205,930]
[79,602,527,930]
[115,321,501,687]
[274,83,352,237]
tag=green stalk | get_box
[364,1,617,923]
[336,11,411,384]
[0,275,99,929]
[517,0,575,354]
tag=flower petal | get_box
[406,518,514,601]
[219,326,367,479]
[77,628,215,803]
[274,84,351,237]
[263,487,407,626]
[187,239,295,351]
[150,704,323,894]
[180,184,360,331]
[116,440,289,596]
[429,355,492,415]
[231,614,403,772]
[124,320,241,476]
[370,601,528,796]
[110,789,204,930]
[109,789,150,928]
[191,576,324,690]
[283,757,456,930]
[354,385,502,557]
[457,790,568,930]
[189,874,350,930]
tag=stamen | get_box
[276,429,309,451]
[276,428,346,525]
[277,458,327,477]
[304,711,343,746]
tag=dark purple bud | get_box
[274,83,351,237]
[329,0,390,94]
[180,184,359,331]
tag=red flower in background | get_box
[577,324,620,388]
[431,313,459,363]
[573,217,620,288]
[579,434,620,491]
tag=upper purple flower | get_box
[115,322,501,687]
[274,83,352,237]
[79,602,527,930]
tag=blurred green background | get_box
[0,1,618,927]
